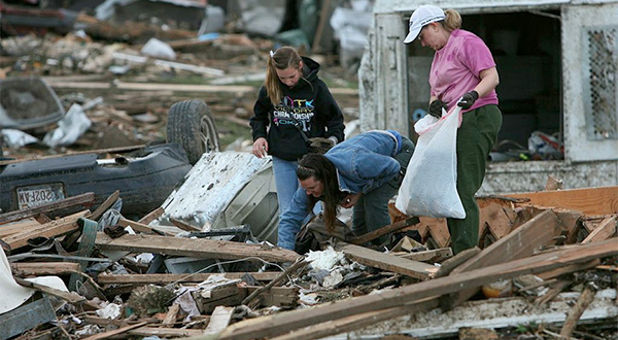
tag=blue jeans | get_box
[273,156,317,248]
[272,156,300,217]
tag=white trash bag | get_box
[395,106,465,218]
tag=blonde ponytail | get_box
[264,46,303,106]
[443,9,462,31]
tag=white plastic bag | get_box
[395,106,465,218]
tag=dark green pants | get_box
[447,105,502,254]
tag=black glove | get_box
[457,90,479,109]
[308,137,336,154]
[428,100,447,118]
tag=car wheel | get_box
[167,99,220,165]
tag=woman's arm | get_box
[277,188,310,250]
[473,66,500,98]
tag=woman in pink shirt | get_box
[404,5,503,254]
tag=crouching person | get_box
[277,130,414,251]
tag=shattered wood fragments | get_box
[0,192,94,224]
[219,239,617,340]
[1,210,89,252]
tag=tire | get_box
[167,99,220,165]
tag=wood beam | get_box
[443,210,561,308]
[95,233,300,263]
[505,186,618,215]
[342,244,438,280]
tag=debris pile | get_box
[0,183,616,339]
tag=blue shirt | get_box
[277,130,402,250]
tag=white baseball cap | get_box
[403,5,446,44]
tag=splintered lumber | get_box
[0,219,41,238]
[560,283,598,337]
[95,233,300,263]
[1,210,89,252]
[342,244,438,280]
[433,247,480,278]
[138,207,164,225]
[97,272,280,285]
[218,238,617,340]
[505,185,618,215]
[0,192,94,225]
[11,262,81,276]
[443,210,561,308]
[82,321,148,340]
[128,327,204,337]
[204,306,235,335]
[117,218,171,236]
[162,303,180,327]
[349,217,419,245]
[87,190,119,221]
[396,247,453,262]
[426,218,451,248]
[582,215,616,244]
[242,259,307,305]
[478,198,517,240]
[271,297,440,340]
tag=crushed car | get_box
[0,98,219,218]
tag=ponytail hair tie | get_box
[269,50,275,58]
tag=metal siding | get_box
[562,3,618,161]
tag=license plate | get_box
[16,184,65,209]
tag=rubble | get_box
[0,183,616,339]
[0,4,616,340]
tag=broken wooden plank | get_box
[218,238,617,340]
[128,327,204,337]
[138,207,164,225]
[270,297,440,340]
[162,303,180,327]
[537,259,600,280]
[14,277,85,304]
[341,244,438,280]
[443,210,561,308]
[82,321,148,340]
[10,262,81,276]
[170,217,202,232]
[478,198,517,240]
[204,306,234,335]
[95,233,300,263]
[433,247,480,279]
[1,210,89,252]
[426,218,450,248]
[117,217,171,236]
[0,193,94,225]
[97,272,280,285]
[582,215,616,244]
[560,283,597,338]
[505,185,618,215]
[87,190,119,221]
[0,218,41,238]
[242,259,306,306]
[395,247,453,263]
[555,209,583,244]
[349,217,419,245]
